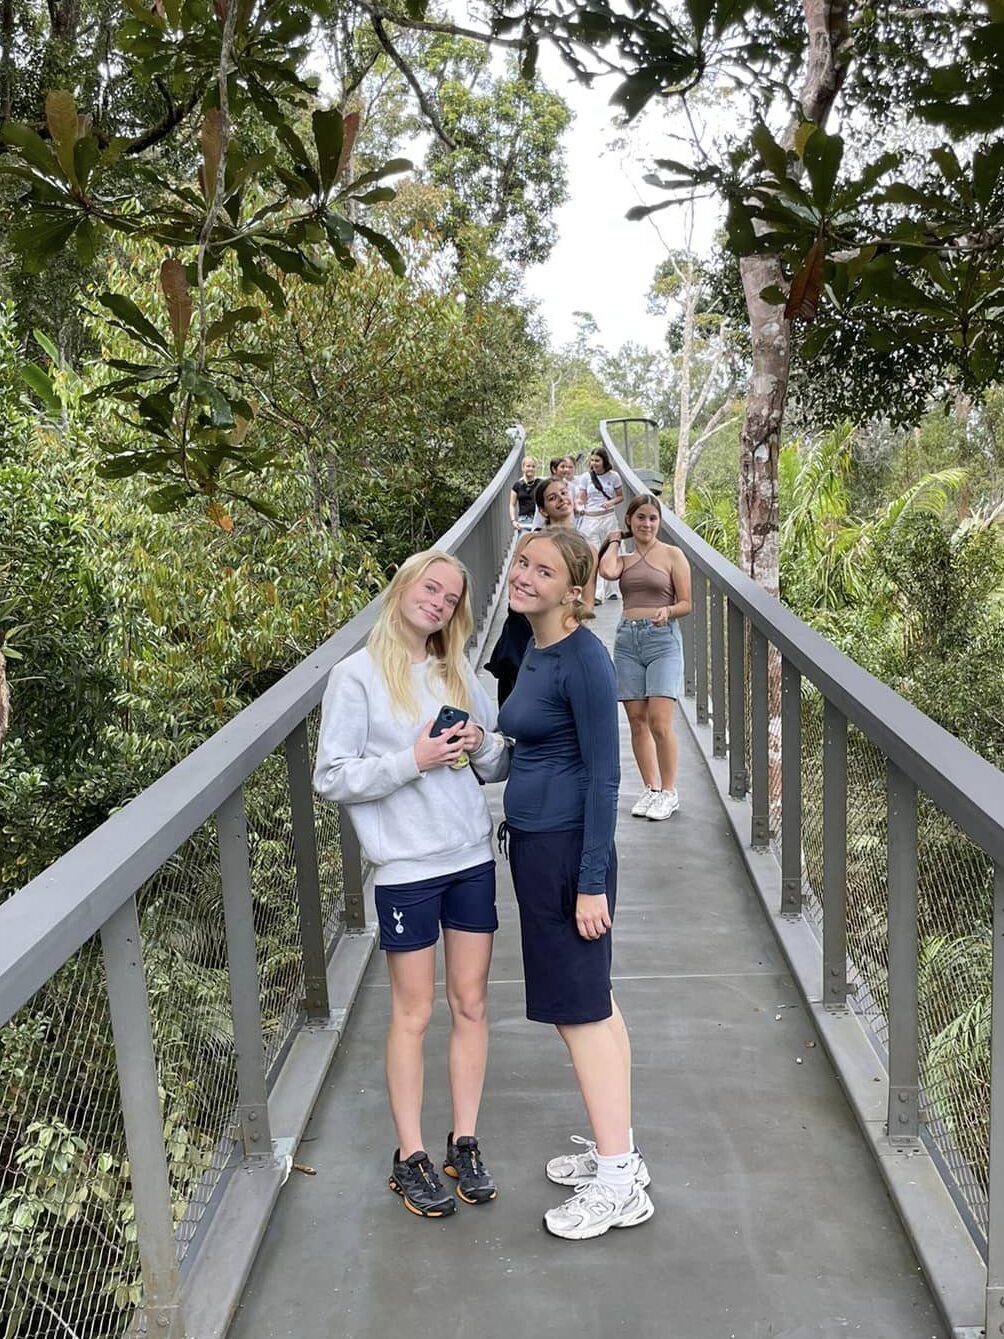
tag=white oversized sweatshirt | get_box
[313,648,510,884]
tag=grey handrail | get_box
[599,420,1004,863]
[0,439,521,1027]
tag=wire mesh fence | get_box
[0,720,346,1338]
[797,685,993,1243]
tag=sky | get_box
[522,48,722,357]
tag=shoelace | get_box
[456,1143,482,1179]
[408,1157,442,1192]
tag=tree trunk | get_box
[673,281,696,516]
[736,0,850,594]
[0,649,9,758]
[0,0,13,123]
[325,450,341,540]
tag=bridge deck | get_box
[230,603,945,1339]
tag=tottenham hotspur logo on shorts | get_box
[392,907,405,935]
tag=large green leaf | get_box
[12,213,80,269]
[45,91,79,185]
[21,364,61,417]
[0,123,61,177]
[99,293,172,355]
[751,121,787,180]
[801,127,842,212]
[204,306,262,345]
[312,107,344,196]
[354,222,406,277]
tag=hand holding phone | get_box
[415,706,471,772]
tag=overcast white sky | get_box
[522,48,722,356]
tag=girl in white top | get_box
[576,447,624,603]
[314,550,509,1216]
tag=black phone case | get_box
[430,705,469,739]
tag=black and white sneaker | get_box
[388,1149,457,1218]
[443,1132,498,1204]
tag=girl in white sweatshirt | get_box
[314,550,509,1218]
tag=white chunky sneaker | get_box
[647,788,680,821]
[630,787,659,818]
[543,1180,655,1240]
[545,1135,651,1188]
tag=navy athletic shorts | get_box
[374,860,497,952]
[506,826,617,1025]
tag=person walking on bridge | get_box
[314,550,510,1219]
[575,447,624,602]
[598,494,693,822]
[497,528,654,1240]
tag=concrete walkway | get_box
[230,602,945,1339]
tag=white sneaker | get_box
[630,787,659,818]
[545,1135,651,1188]
[647,789,679,821]
[543,1180,655,1240]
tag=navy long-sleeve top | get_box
[498,625,620,893]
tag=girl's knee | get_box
[447,990,487,1026]
[391,997,434,1037]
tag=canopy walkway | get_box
[2,424,1002,1339]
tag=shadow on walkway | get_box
[229,601,944,1339]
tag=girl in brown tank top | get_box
[597,494,693,822]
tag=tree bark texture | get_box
[737,0,850,595]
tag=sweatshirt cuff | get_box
[391,744,423,785]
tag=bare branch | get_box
[369,13,457,150]
[361,3,526,50]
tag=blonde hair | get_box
[368,550,474,718]
[523,530,596,626]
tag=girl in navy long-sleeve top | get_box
[497,529,654,1241]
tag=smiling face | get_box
[541,479,574,522]
[555,457,576,481]
[522,456,538,482]
[589,451,605,474]
[628,501,661,543]
[399,559,465,641]
[508,537,579,615]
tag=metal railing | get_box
[0,441,519,1339]
[601,419,1004,1335]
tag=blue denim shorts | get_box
[375,860,497,951]
[614,618,684,700]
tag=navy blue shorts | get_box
[375,860,497,952]
[506,827,617,1025]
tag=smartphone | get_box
[430,704,469,742]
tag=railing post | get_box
[339,806,367,930]
[988,863,1004,1332]
[101,896,185,1339]
[217,787,272,1157]
[284,721,331,1022]
[694,568,709,724]
[750,627,769,848]
[886,761,919,1144]
[683,607,696,698]
[822,700,848,1009]
[727,599,747,799]
[710,585,726,757]
[780,658,802,916]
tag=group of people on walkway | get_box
[313,463,691,1242]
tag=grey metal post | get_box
[101,897,184,1339]
[284,721,331,1022]
[822,700,848,1008]
[750,626,769,848]
[339,806,367,930]
[780,657,802,916]
[683,607,696,698]
[694,568,709,725]
[886,761,919,1144]
[727,599,747,799]
[217,787,272,1157]
[988,863,1004,1332]
[710,585,726,757]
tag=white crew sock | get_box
[594,1150,634,1198]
